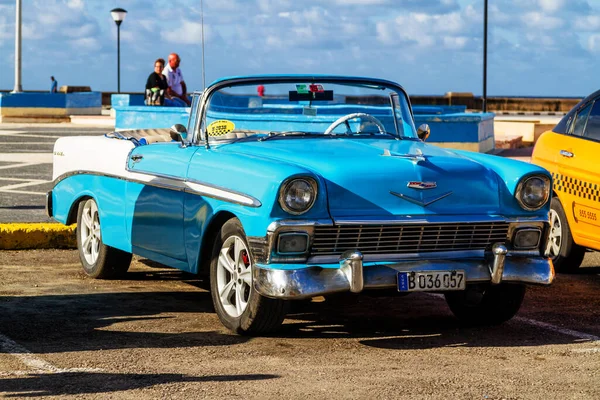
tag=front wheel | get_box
[77,198,132,279]
[209,218,288,335]
[445,283,526,326]
[545,197,585,272]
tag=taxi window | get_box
[571,102,592,137]
[583,100,600,142]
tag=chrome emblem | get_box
[407,181,437,190]
[390,191,453,207]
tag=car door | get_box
[125,143,199,265]
[556,99,600,249]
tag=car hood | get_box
[220,138,501,218]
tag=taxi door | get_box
[555,99,600,250]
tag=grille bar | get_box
[310,223,510,256]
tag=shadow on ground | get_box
[0,372,279,397]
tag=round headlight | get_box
[516,175,550,211]
[279,178,317,215]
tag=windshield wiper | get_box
[258,131,315,142]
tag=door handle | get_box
[131,154,143,162]
[559,150,574,158]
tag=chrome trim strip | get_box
[254,256,554,300]
[52,170,261,208]
[332,217,548,225]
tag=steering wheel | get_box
[323,113,387,136]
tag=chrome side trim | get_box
[253,256,554,300]
[52,170,261,208]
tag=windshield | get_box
[199,79,417,142]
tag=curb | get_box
[0,223,76,250]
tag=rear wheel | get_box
[209,218,288,335]
[545,197,585,272]
[77,198,132,279]
[445,283,526,326]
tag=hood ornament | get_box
[382,148,426,162]
[407,181,437,190]
[390,191,453,207]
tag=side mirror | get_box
[417,124,430,141]
[170,124,187,143]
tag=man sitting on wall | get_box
[163,53,192,107]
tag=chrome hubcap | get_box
[216,235,252,318]
[545,209,562,258]
[80,199,101,265]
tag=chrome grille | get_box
[310,223,510,256]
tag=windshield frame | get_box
[192,75,416,145]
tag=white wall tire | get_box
[76,198,132,279]
[209,218,288,335]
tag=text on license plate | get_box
[397,270,466,292]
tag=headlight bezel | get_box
[515,174,551,211]
[278,177,318,215]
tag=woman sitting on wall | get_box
[145,58,168,106]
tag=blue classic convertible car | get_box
[48,75,553,334]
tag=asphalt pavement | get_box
[0,123,111,223]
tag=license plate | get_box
[397,270,466,292]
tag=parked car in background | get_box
[48,75,554,335]
[532,90,600,272]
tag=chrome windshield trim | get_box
[197,75,414,144]
[52,170,261,208]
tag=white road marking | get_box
[513,317,600,343]
[0,130,26,135]
[425,293,600,344]
[0,333,102,376]
[0,142,55,145]
[0,162,36,170]
[0,189,46,196]
[0,177,47,183]
[0,132,61,139]
[0,181,50,190]
[0,153,52,163]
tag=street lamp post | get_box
[12,0,23,93]
[110,8,127,93]
[483,0,488,112]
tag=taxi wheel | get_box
[444,283,526,326]
[546,197,585,272]
[209,218,288,335]
[76,198,132,279]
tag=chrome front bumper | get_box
[253,249,554,300]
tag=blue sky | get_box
[1,0,599,97]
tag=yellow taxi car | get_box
[532,90,600,271]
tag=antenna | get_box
[201,0,206,91]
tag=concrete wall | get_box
[0,92,101,122]
[114,101,494,153]
[114,106,189,130]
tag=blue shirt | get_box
[50,80,57,93]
